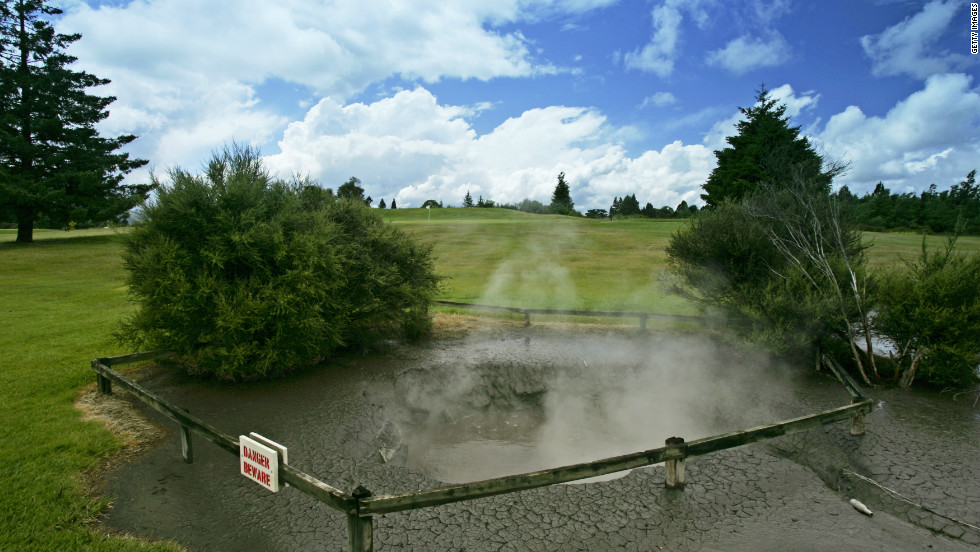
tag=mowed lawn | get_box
[1,211,977,550]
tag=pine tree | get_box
[0,0,149,242]
[463,190,474,208]
[700,85,830,208]
[378,198,386,208]
[550,172,575,215]
[390,198,396,209]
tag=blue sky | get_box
[56,0,979,209]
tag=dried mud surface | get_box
[93,319,980,551]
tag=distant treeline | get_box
[838,170,978,235]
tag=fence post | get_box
[180,408,194,463]
[348,486,374,552]
[524,311,531,326]
[640,314,648,331]
[849,397,866,436]
[664,436,686,489]
[93,359,112,394]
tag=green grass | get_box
[0,230,181,551]
[1,212,976,550]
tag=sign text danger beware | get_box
[240,434,281,492]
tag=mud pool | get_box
[99,322,980,551]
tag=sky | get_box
[52,0,980,210]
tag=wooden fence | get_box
[432,300,703,329]
[92,314,871,552]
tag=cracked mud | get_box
[98,322,980,550]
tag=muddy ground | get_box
[92,318,980,551]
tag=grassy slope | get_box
[0,214,977,550]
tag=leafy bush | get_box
[119,146,440,379]
[666,197,872,368]
[874,237,980,388]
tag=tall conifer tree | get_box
[550,172,575,215]
[700,85,829,208]
[1,0,150,242]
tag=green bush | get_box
[119,146,440,379]
[874,237,980,388]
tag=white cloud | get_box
[264,87,714,209]
[705,33,791,75]
[57,0,586,171]
[860,0,970,79]
[624,3,683,77]
[814,73,980,193]
[641,92,678,108]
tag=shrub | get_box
[874,237,980,388]
[119,146,440,379]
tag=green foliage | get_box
[0,0,150,243]
[838,170,979,235]
[550,172,576,215]
[700,86,830,208]
[119,146,440,379]
[337,176,371,206]
[875,237,980,388]
[517,198,548,214]
[463,190,474,208]
[421,199,442,208]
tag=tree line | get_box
[836,172,978,234]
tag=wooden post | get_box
[664,436,686,489]
[348,486,374,552]
[524,311,531,326]
[180,408,193,463]
[640,314,648,331]
[93,360,112,394]
[849,397,866,436]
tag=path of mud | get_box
[98,322,980,551]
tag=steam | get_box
[374,232,793,484]
[377,330,792,484]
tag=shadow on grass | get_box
[0,232,123,249]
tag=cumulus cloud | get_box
[705,33,792,75]
[264,87,714,210]
[813,73,980,193]
[57,0,592,170]
[860,0,970,79]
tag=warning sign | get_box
[239,433,286,492]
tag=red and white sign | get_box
[239,433,287,492]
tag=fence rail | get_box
[92,305,872,551]
[433,300,703,329]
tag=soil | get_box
[83,315,980,551]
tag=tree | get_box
[119,145,440,379]
[378,198,386,208]
[550,172,575,215]
[390,198,396,209]
[337,176,371,206]
[421,199,441,208]
[1,0,149,243]
[517,198,548,214]
[745,164,878,384]
[463,190,474,208]
[875,236,980,388]
[585,208,607,219]
[700,85,831,208]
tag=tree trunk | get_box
[16,211,34,244]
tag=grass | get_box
[0,211,976,550]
